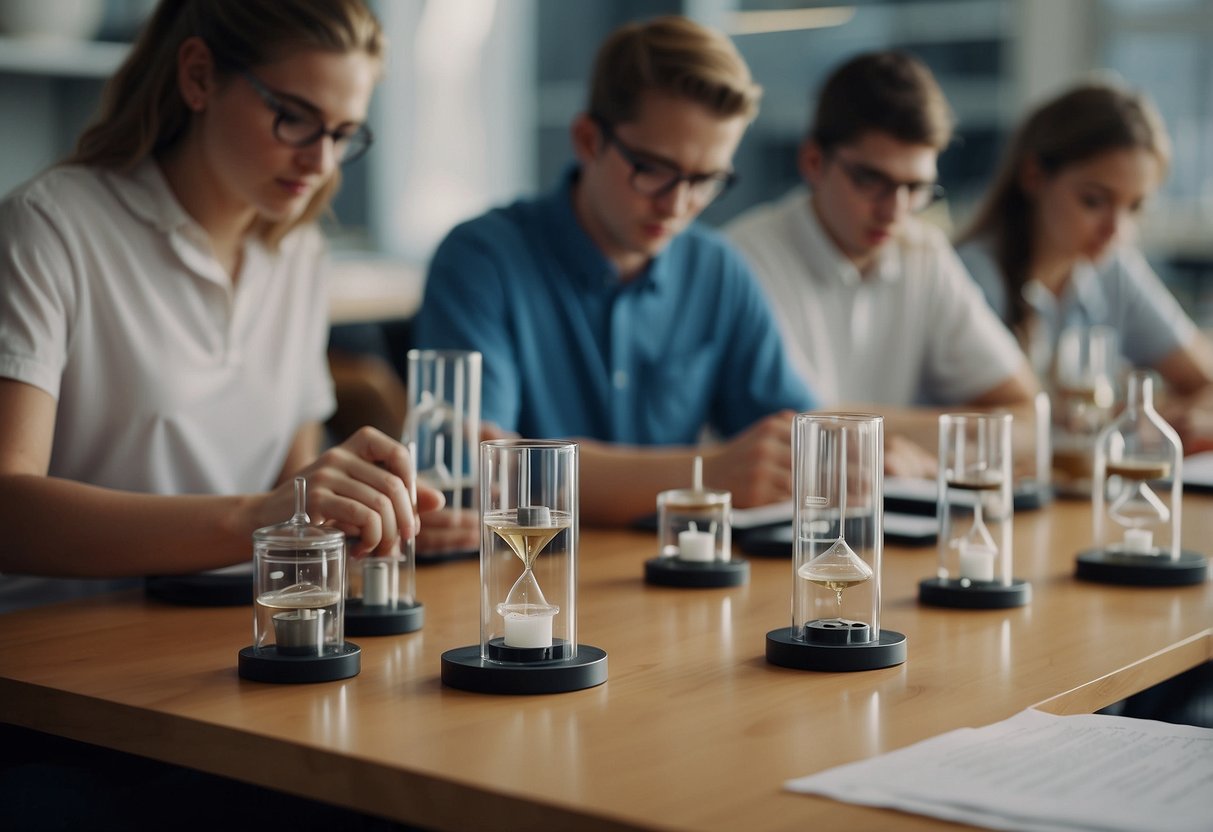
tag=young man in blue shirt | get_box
[414,16,817,524]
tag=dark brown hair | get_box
[809,50,953,152]
[959,82,1171,334]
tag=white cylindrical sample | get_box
[1122,528,1154,554]
[363,559,391,606]
[678,529,716,562]
[958,542,996,581]
[503,612,553,648]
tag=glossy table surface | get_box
[1,496,1210,832]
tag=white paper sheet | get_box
[786,708,1213,832]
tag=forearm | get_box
[0,475,254,577]
[577,441,701,526]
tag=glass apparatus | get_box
[1078,371,1207,585]
[645,456,747,587]
[238,477,360,683]
[345,442,424,635]
[767,414,905,672]
[1050,325,1118,496]
[441,440,607,694]
[919,413,1030,608]
[404,349,481,560]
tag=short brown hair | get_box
[809,51,953,151]
[588,15,761,125]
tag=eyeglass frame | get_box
[240,69,374,164]
[830,154,944,212]
[591,115,738,203]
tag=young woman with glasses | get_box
[0,0,440,605]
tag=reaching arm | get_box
[0,379,441,577]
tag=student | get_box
[0,0,441,607]
[956,81,1213,423]
[726,51,1038,420]
[413,16,817,524]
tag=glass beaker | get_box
[404,349,481,558]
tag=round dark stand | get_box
[441,640,608,694]
[1075,548,1208,586]
[146,573,251,607]
[237,642,361,683]
[918,577,1032,608]
[344,600,425,636]
[766,621,906,672]
[644,556,749,588]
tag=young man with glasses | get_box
[415,16,817,524]
[726,51,1036,415]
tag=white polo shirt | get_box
[725,188,1025,407]
[0,159,335,495]
[958,236,1198,379]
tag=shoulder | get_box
[433,197,538,261]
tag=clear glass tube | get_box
[936,413,1014,585]
[792,414,883,643]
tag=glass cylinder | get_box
[792,414,883,644]
[936,413,1014,585]
[345,441,418,617]
[658,487,731,562]
[251,479,347,657]
[1051,325,1117,494]
[480,440,577,662]
[1093,372,1182,559]
[404,349,481,556]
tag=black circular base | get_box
[440,644,608,694]
[344,600,424,636]
[1075,548,1208,586]
[766,627,906,672]
[237,642,361,683]
[145,573,251,607]
[918,577,1032,608]
[643,556,749,588]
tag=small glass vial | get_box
[1050,325,1118,497]
[441,440,607,694]
[238,477,360,683]
[345,442,425,636]
[919,413,1030,608]
[404,349,482,560]
[767,414,905,672]
[645,457,747,587]
[1078,371,1207,585]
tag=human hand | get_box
[703,411,795,508]
[885,434,937,479]
[415,506,481,556]
[257,426,443,557]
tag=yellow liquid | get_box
[1106,460,1171,481]
[799,562,873,607]
[485,512,572,568]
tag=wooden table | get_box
[2,497,1210,831]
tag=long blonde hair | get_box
[959,82,1170,334]
[68,0,384,247]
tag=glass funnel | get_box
[1093,371,1182,559]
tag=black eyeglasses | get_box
[832,156,944,212]
[594,117,737,203]
[241,70,374,164]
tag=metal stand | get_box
[918,577,1032,608]
[1075,549,1207,586]
[440,644,608,694]
[344,601,425,636]
[237,643,361,683]
[766,626,906,672]
[643,557,748,588]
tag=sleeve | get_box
[1106,247,1198,367]
[919,237,1027,404]
[711,244,818,436]
[412,219,520,432]
[0,191,75,399]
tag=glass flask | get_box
[767,413,905,671]
[1080,371,1206,585]
[919,413,1030,608]
[238,477,360,683]
[404,349,481,559]
[441,439,607,694]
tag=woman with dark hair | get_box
[0,0,441,604]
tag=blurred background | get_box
[1,0,1210,327]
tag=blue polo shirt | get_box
[413,170,817,444]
